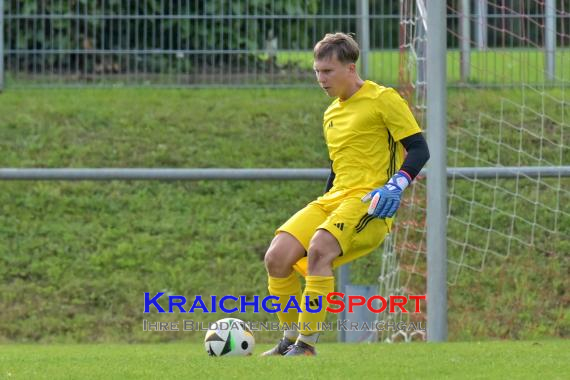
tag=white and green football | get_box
[204,318,255,356]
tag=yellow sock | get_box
[298,275,334,344]
[268,273,302,338]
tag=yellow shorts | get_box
[276,189,392,277]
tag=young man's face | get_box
[313,55,355,98]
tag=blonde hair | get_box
[313,33,360,63]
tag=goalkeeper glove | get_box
[361,170,412,218]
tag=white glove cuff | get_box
[388,171,411,191]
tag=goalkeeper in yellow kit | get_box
[262,33,430,356]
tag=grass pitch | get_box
[0,88,567,343]
[0,340,568,379]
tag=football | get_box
[204,318,255,356]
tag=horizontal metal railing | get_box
[1,166,568,181]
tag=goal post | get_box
[381,0,570,343]
[425,0,448,343]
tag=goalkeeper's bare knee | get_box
[264,232,305,277]
[307,230,341,276]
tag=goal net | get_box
[378,0,569,342]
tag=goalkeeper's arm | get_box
[362,132,430,218]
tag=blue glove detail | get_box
[361,171,411,218]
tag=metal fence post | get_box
[426,0,448,342]
[475,0,487,50]
[460,0,471,82]
[357,0,370,79]
[336,264,350,342]
[0,0,4,92]
[545,0,556,81]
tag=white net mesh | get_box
[378,0,569,342]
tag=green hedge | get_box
[3,0,320,73]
